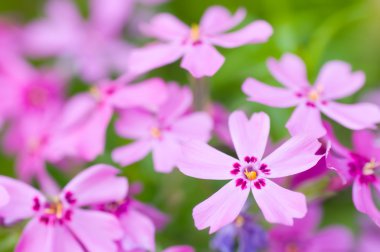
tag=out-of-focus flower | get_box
[326,126,380,226]
[162,245,194,252]
[128,6,273,78]
[243,53,380,137]
[50,76,167,162]
[268,204,353,252]
[100,182,168,252]
[209,103,233,148]
[357,217,380,252]
[0,164,127,251]
[23,0,133,82]
[0,19,23,55]
[211,213,267,252]
[112,83,213,173]
[0,186,9,208]
[178,111,321,233]
[361,88,380,107]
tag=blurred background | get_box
[1,0,380,251]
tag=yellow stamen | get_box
[89,86,101,100]
[308,85,324,102]
[190,24,200,42]
[244,168,258,181]
[363,158,378,175]
[235,215,244,227]
[285,243,299,252]
[150,127,161,139]
[44,196,63,219]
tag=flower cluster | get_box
[0,1,380,251]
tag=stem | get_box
[190,76,210,111]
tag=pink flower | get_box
[50,77,167,162]
[0,164,127,252]
[178,111,322,233]
[0,186,9,208]
[128,6,273,78]
[162,246,194,252]
[268,204,353,252]
[112,83,213,173]
[209,103,233,148]
[23,0,132,81]
[242,53,380,137]
[325,126,380,226]
[357,217,380,252]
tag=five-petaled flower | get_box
[243,53,380,137]
[0,164,127,251]
[178,111,322,233]
[128,6,273,78]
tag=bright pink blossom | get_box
[112,83,213,173]
[178,111,321,233]
[0,164,127,252]
[326,126,380,226]
[243,53,380,137]
[128,6,273,78]
[0,186,9,208]
[50,77,167,162]
[268,204,353,252]
[23,0,132,81]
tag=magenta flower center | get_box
[25,86,50,108]
[230,156,271,190]
[348,153,378,184]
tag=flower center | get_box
[285,243,299,252]
[44,197,64,219]
[89,86,101,100]
[307,85,323,102]
[363,159,378,175]
[150,127,161,139]
[244,168,258,181]
[190,24,201,42]
[235,215,245,227]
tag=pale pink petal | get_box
[90,0,133,35]
[172,112,213,142]
[180,44,225,78]
[353,179,380,225]
[267,54,310,90]
[229,111,270,160]
[111,78,167,111]
[130,200,169,230]
[262,135,321,178]
[112,140,152,167]
[16,219,54,252]
[119,209,155,251]
[178,141,238,180]
[286,104,325,137]
[115,109,155,139]
[62,164,128,207]
[308,226,353,252]
[319,101,380,130]
[208,20,273,48]
[140,13,189,41]
[315,61,365,100]
[252,179,307,225]
[50,225,84,252]
[68,209,123,252]
[353,130,380,161]
[128,43,185,75]
[200,6,246,35]
[242,78,299,108]
[159,84,192,124]
[152,135,181,173]
[163,246,195,252]
[0,186,9,207]
[0,176,45,225]
[193,180,249,233]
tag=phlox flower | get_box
[128,6,273,78]
[268,204,353,252]
[0,164,127,252]
[326,126,380,226]
[23,0,132,81]
[112,83,213,173]
[357,217,380,252]
[0,186,9,208]
[242,53,380,137]
[50,76,167,162]
[99,183,168,252]
[178,111,322,233]
[162,246,194,252]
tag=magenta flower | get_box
[268,204,353,252]
[243,53,380,137]
[0,186,9,208]
[23,0,132,81]
[326,126,380,226]
[0,164,127,251]
[112,83,213,173]
[357,217,380,252]
[50,77,167,162]
[162,246,194,252]
[128,6,273,78]
[178,111,321,232]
